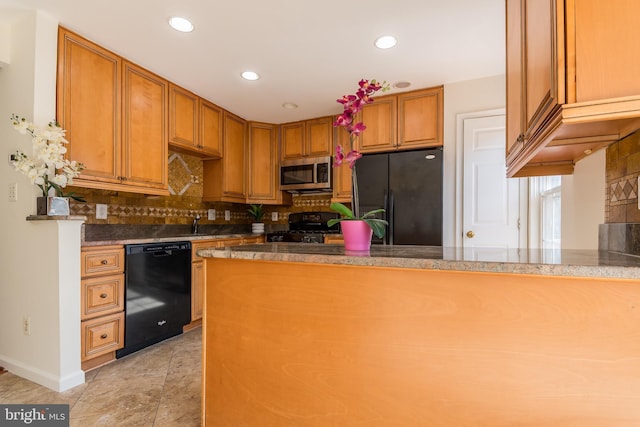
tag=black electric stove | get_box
[266,212,340,243]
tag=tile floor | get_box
[0,328,202,426]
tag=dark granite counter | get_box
[81,233,263,246]
[199,242,640,279]
[81,223,266,246]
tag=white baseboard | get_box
[0,354,85,392]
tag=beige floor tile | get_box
[0,329,202,426]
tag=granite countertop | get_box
[81,233,262,246]
[80,223,273,246]
[198,242,640,279]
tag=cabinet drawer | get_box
[81,246,124,277]
[81,312,124,361]
[242,236,265,245]
[216,238,244,248]
[81,274,124,320]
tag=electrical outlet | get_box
[271,211,278,221]
[23,316,31,336]
[96,204,108,219]
[224,210,230,221]
[208,209,216,220]
[8,182,17,202]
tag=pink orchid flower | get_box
[345,150,362,169]
[334,145,345,167]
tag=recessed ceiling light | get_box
[375,35,398,49]
[282,102,298,109]
[394,81,411,89]
[168,17,194,33]
[241,71,260,81]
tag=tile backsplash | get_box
[69,150,334,225]
[605,130,640,223]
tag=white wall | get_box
[442,75,506,247]
[0,22,10,67]
[561,149,605,250]
[0,10,84,391]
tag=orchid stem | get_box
[352,163,360,218]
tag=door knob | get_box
[466,231,475,238]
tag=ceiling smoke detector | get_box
[168,17,194,33]
[394,81,411,89]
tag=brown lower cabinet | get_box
[189,236,265,323]
[80,245,125,371]
[81,237,264,369]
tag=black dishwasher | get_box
[116,241,192,358]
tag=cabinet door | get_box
[222,111,246,201]
[121,61,168,190]
[358,96,397,153]
[332,125,353,203]
[247,122,278,202]
[397,87,443,150]
[281,122,305,159]
[200,99,223,158]
[191,261,203,321]
[506,0,524,156]
[169,83,198,150]
[571,0,640,103]
[306,117,333,157]
[57,27,121,185]
[523,0,563,138]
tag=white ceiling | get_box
[0,0,505,124]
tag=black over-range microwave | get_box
[280,156,332,192]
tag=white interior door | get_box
[463,115,521,260]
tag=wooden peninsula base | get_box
[202,257,640,426]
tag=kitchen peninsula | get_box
[199,243,640,426]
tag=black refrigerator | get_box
[356,148,443,246]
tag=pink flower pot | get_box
[340,220,373,251]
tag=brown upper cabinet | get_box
[203,111,247,203]
[280,116,333,160]
[246,122,291,205]
[358,86,443,154]
[331,125,353,204]
[57,27,168,195]
[168,83,223,158]
[506,0,640,177]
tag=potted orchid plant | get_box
[328,79,390,249]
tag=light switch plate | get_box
[8,182,17,202]
[224,210,230,221]
[271,211,278,221]
[208,209,216,220]
[96,204,108,219]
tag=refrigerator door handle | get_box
[389,190,394,246]
[383,190,389,245]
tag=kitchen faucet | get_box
[192,214,201,234]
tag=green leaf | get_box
[329,202,354,219]
[327,218,343,227]
[360,208,385,219]
[66,193,86,203]
[364,218,388,239]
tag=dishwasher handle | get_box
[126,241,192,256]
